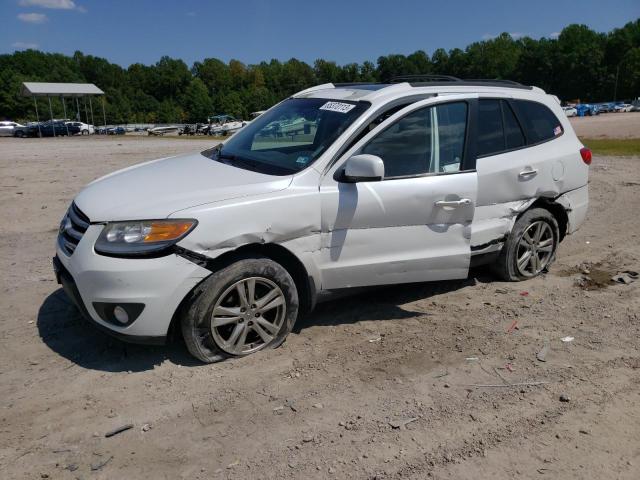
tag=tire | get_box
[181,256,299,363]
[81,130,88,135]
[493,208,559,281]
[15,131,25,138]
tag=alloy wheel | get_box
[210,277,286,355]
[516,220,555,277]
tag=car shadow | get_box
[294,267,492,332]
[38,267,495,372]
[37,289,201,373]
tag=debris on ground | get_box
[537,339,551,362]
[467,381,549,388]
[561,336,575,343]
[105,424,134,438]
[559,394,571,402]
[389,417,419,430]
[506,320,519,334]
[611,270,638,284]
[90,456,113,471]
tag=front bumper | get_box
[54,224,211,342]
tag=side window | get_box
[477,100,504,157]
[362,107,432,178]
[360,102,467,178]
[502,101,525,149]
[435,102,467,172]
[512,100,563,144]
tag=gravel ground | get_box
[569,111,640,138]
[0,135,639,479]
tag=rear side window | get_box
[477,99,530,156]
[502,102,525,149]
[477,100,504,157]
[512,100,563,144]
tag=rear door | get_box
[317,96,478,289]
[472,97,577,247]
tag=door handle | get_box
[435,198,473,208]
[518,168,538,179]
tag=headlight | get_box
[94,219,197,257]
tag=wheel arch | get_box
[168,243,317,341]
[521,197,568,241]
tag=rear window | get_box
[512,100,563,144]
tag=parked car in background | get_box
[0,121,26,137]
[613,103,633,113]
[54,78,590,363]
[107,126,126,135]
[575,104,599,116]
[66,121,94,135]
[562,106,577,117]
[17,121,80,137]
[597,103,615,113]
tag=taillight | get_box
[580,147,592,165]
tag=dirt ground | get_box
[0,133,639,480]
[569,111,640,139]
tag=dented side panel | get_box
[473,103,588,250]
[556,184,589,234]
[318,172,477,289]
[171,168,324,288]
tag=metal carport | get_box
[21,82,105,137]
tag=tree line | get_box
[1,20,638,124]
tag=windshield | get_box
[201,98,370,175]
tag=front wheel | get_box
[493,208,559,281]
[181,256,299,363]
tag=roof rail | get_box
[390,75,533,90]
[465,78,526,87]
[391,74,461,83]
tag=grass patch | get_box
[579,138,640,157]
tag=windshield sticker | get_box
[296,155,310,166]
[553,125,562,136]
[320,101,357,114]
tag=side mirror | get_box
[342,154,385,182]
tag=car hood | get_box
[74,151,292,222]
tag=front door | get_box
[316,96,478,289]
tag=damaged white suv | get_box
[54,77,590,362]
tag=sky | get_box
[2,0,639,67]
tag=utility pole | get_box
[613,63,620,103]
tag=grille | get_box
[58,203,90,255]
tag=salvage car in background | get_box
[66,121,94,135]
[54,78,590,363]
[17,121,80,137]
[614,103,633,113]
[575,104,599,116]
[0,120,26,137]
[562,106,577,117]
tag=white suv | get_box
[54,77,590,362]
[66,121,94,135]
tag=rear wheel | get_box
[494,208,559,281]
[181,256,299,363]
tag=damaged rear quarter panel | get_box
[472,107,588,251]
